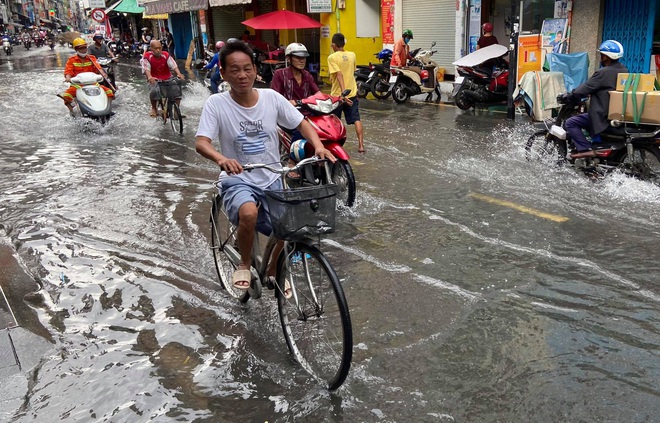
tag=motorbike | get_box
[23,38,31,50]
[526,95,660,185]
[278,90,357,207]
[35,36,44,47]
[452,44,510,110]
[355,64,372,98]
[389,42,442,104]
[365,48,393,100]
[3,37,13,55]
[47,38,55,51]
[97,57,117,90]
[108,40,120,57]
[65,72,113,124]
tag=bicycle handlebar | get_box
[243,156,326,174]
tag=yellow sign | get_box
[517,35,542,82]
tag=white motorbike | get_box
[389,41,441,104]
[3,38,13,56]
[68,72,113,124]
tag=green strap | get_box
[621,74,647,125]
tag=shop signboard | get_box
[381,0,394,45]
[517,34,542,82]
[307,0,332,13]
[468,0,481,53]
[89,0,106,9]
[541,18,568,54]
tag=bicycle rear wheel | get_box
[276,242,352,390]
[210,195,250,302]
[169,101,183,135]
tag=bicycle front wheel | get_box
[210,195,250,302]
[169,101,183,135]
[276,242,352,390]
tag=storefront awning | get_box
[112,0,145,14]
[39,18,52,24]
[144,0,207,15]
[209,0,250,6]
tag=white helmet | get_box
[285,43,309,57]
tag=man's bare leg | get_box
[235,202,257,287]
[355,120,365,153]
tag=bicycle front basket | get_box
[265,184,339,240]
[159,79,181,100]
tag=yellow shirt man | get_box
[327,50,358,97]
[327,33,364,153]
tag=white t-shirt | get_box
[196,88,304,188]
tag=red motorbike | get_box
[278,90,356,207]
[452,44,510,110]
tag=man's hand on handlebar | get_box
[314,147,336,163]
[216,157,243,175]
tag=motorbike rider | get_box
[391,29,413,67]
[88,33,118,88]
[203,40,225,93]
[477,23,498,49]
[61,38,114,115]
[142,39,185,117]
[270,43,321,110]
[141,27,152,53]
[560,40,628,159]
[88,33,116,60]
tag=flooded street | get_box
[1,48,659,422]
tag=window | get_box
[356,0,380,38]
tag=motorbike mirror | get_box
[341,89,351,97]
[431,41,436,48]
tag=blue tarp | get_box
[546,52,590,92]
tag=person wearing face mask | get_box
[391,29,413,67]
[61,38,114,115]
[560,40,628,158]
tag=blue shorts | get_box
[333,96,360,124]
[220,177,283,235]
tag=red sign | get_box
[381,0,394,44]
[91,8,106,23]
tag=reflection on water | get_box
[1,56,659,422]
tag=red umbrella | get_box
[242,10,323,30]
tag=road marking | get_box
[469,192,569,222]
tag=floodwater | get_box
[0,48,659,422]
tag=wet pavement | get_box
[1,45,659,422]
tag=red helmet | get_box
[482,22,493,33]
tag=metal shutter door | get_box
[402,0,456,74]
[211,6,245,43]
[602,0,655,73]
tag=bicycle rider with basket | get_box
[143,39,185,118]
[195,40,335,293]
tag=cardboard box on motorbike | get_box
[615,73,657,92]
[608,91,660,124]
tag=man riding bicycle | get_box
[194,40,335,292]
[142,39,185,117]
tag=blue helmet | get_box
[598,40,624,60]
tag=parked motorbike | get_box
[278,90,357,207]
[526,95,660,185]
[365,48,393,100]
[355,64,372,98]
[452,44,510,110]
[97,57,117,90]
[65,72,113,124]
[389,42,441,104]
[3,37,13,55]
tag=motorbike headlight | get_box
[82,88,100,96]
[306,98,336,114]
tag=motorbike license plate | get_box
[454,76,464,84]
[389,75,398,84]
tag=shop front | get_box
[144,0,207,59]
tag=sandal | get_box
[267,276,292,299]
[149,110,157,117]
[232,269,251,290]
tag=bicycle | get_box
[156,78,183,135]
[208,157,353,390]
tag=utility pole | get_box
[506,0,520,120]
